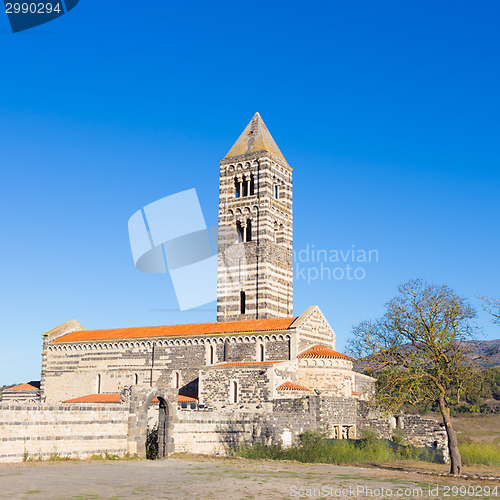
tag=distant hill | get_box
[353,339,500,371]
[466,339,500,367]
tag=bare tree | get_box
[479,296,500,325]
[348,279,480,475]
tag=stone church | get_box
[0,114,448,462]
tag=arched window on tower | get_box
[246,219,252,242]
[242,176,248,197]
[274,184,280,199]
[234,177,240,198]
[250,174,255,195]
[236,221,244,243]
[240,291,246,314]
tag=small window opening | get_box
[242,178,248,197]
[240,291,246,314]
[274,184,279,199]
[209,345,215,365]
[259,343,265,362]
[133,373,139,385]
[96,374,101,394]
[246,219,252,242]
[250,174,255,195]
[234,178,240,198]
[173,371,180,389]
[232,380,238,403]
[236,221,244,243]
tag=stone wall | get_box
[297,362,354,398]
[173,400,319,455]
[356,401,449,462]
[0,403,129,463]
[43,336,293,403]
[293,306,336,353]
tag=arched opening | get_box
[236,221,244,243]
[242,177,248,197]
[172,371,180,389]
[234,177,240,198]
[145,395,170,460]
[258,343,265,362]
[133,373,139,385]
[96,374,101,394]
[250,174,255,195]
[246,219,252,242]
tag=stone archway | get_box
[125,386,177,458]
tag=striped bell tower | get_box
[217,113,293,322]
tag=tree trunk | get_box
[438,394,462,475]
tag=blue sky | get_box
[0,1,499,384]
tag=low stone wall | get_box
[173,399,321,455]
[0,403,129,463]
[356,402,449,463]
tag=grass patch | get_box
[459,438,500,466]
[232,430,442,466]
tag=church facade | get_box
[0,114,448,462]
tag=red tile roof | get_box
[52,317,297,343]
[276,381,310,391]
[298,345,354,361]
[5,382,40,391]
[352,391,361,396]
[64,394,121,403]
[63,394,197,403]
[178,394,197,403]
[213,360,283,367]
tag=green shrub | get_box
[146,423,159,460]
[235,431,441,466]
[391,427,405,445]
[459,440,500,466]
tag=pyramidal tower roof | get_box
[223,112,288,165]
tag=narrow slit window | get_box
[259,343,265,362]
[96,374,101,394]
[274,184,279,199]
[232,380,238,403]
[240,291,246,314]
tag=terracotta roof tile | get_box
[298,345,354,361]
[212,360,283,367]
[178,394,197,403]
[63,393,197,404]
[52,317,297,343]
[352,391,361,396]
[276,381,310,391]
[63,394,121,403]
[5,381,40,391]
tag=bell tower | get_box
[217,113,293,322]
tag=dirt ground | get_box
[1,455,499,500]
